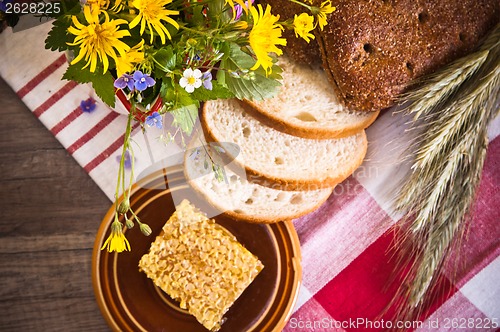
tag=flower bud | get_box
[117,199,130,214]
[125,217,134,229]
[234,21,248,30]
[140,223,152,236]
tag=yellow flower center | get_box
[67,7,131,73]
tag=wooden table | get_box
[0,77,110,330]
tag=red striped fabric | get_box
[32,81,78,118]
[313,230,457,331]
[50,106,82,136]
[67,111,120,154]
[83,122,140,173]
[16,54,67,98]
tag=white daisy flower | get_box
[179,68,203,93]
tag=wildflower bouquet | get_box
[44,0,335,252]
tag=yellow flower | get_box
[111,0,125,11]
[234,21,248,30]
[85,0,109,12]
[67,6,130,73]
[225,0,248,19]
[293,13,315,43]
[249,4,286,75]
[129,0,180,44]
[84,0,109,12]
[315,0,336,31]
[115,40,145,76]
[101,220,131,253]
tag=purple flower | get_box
[114,74,135,91]
[0,0,12,12]
[133,71,155,91]
[80,97,96,113]
[234,5,243,20]
[145,111,162,129]
[116,150,133,169]
[233,0,254,20]
[202,71,213,90]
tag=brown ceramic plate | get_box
[92,166,302,332]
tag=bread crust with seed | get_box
[317,0,499,111]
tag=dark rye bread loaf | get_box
[263,0,499,112]
[317,0,499,111]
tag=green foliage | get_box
[170,104,199,135]
[191,81,234,102]
[159,79,200,135]
[63,63,116,107]
[44,0,81,51]
[219,43,282,101]
[45,16,72,51]
[153,46,176,73]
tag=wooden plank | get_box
[0,77,110,331]
[0,297,107,331]
[0,78,62,152]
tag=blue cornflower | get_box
[145,112,162,129]
[80,97,96,113]
[114,74,135,90]
[133,71,155,91]
[202,71,213,90]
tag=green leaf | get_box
[153,46,176,73]
[190,81,235,102]
[170,104,199,135]
[63,62,116,107]
[44,0,81,51]
[45,17,72,52]
[91,72,116,107]
[162,79,196,108]
[160,79,200,135]
[220,43,282,101]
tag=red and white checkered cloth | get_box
[1,21,498,331]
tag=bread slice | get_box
[201,99,368,191]
[184,135,334,223]
[241,56,379,139]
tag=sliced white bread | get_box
[201,99,368,191]
[241,56,379,139]
[183,135,334,223]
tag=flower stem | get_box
[286,0,312,11]
[115,109,134,213]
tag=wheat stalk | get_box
[390,24,499,322]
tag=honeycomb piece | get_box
[139,199,264,331]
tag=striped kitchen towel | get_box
[1,20,498,331]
